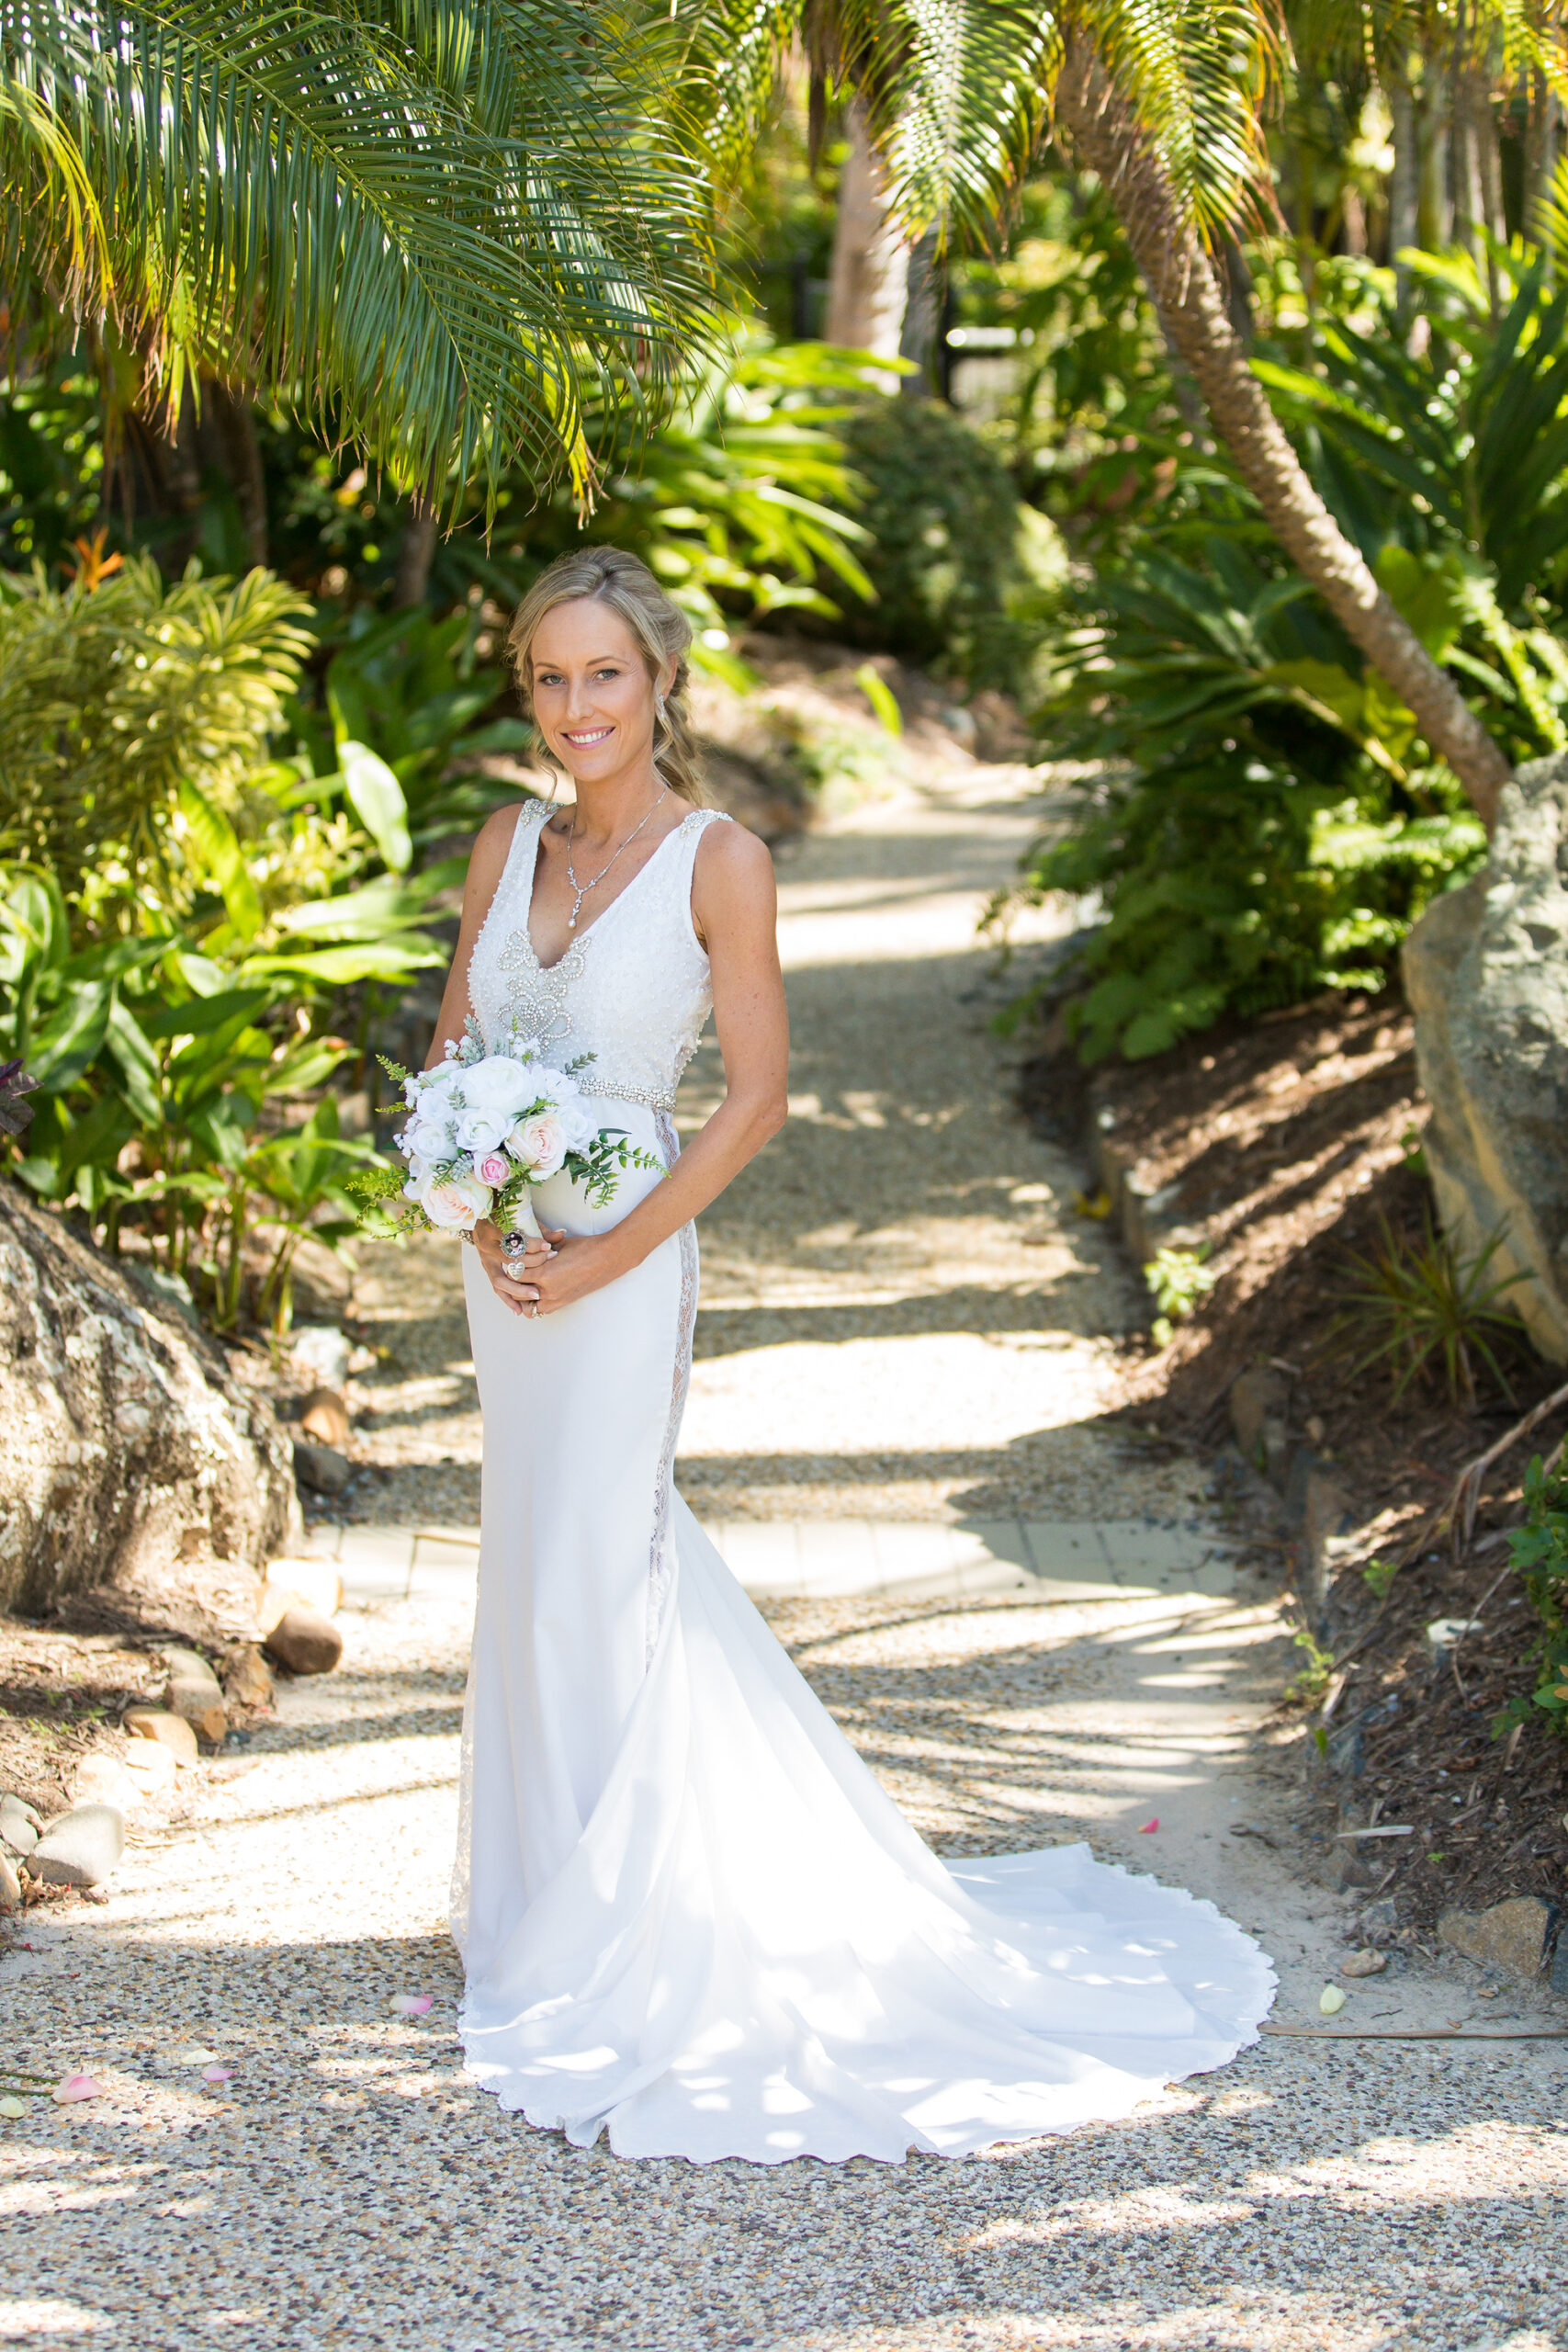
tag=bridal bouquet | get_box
[348,1022,662,1244]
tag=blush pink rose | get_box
[474,1151,511,1187]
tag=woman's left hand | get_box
[514,1228,626,1318]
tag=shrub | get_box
[1495,1456,1568,1739]
[831,397,1061,690]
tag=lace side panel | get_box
[448,1634,478,1961]
[647,1109,698,1663]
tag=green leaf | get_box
[175,779,265,941]
[340,741,412,875]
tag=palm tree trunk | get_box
[1054,32,1512,831]
[824,101,911,388]
[391,498,438,610]
[1389,65,1419,316]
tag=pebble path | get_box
[5,756,1567,2349]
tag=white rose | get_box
[456,1106,512,1156]
[508,1110,568,1180]
[402,1115,456,1164]
[412,1170,492,1231]
[461,1055,536,1114]
[415,1061,464,1105]
[559,1098,596,1150]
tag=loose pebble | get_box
[1319,1984,1348,2015]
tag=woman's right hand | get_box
[472,1217,557,1317]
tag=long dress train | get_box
[453,798,1275,2165]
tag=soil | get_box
[1020,986,1568,1933]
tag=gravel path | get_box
[6,756,1568,2349]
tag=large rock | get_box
[1403,754,1568,1362]
[0,1183,300,1612]
[164,1645,228,1746]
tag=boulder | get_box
[1403,752,1568,1362]
[0,1793,40,1856]
[1438,1894,1556,1983]
[30,1801,125,1889]
[264,1604,344,1676]
[123,1709,199,1766]
[0,1182,300,1613]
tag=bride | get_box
[423,545,1274,2165]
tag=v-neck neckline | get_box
[521,804,695,976]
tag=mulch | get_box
[1019,985,1568,1932]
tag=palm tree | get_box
[0,1,716,517]
[670,0,1540,827]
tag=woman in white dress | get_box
[423,547,1275,2165]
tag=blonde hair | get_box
[506,547,706,804]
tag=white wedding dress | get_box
[454,797,1275,2164]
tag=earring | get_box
[654,693,666,724]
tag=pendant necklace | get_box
[564,786,668,930]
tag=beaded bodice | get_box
[466,799,730,1111]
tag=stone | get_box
[1228,1368,1290,1485]
[1551,1929,1568,1998]
[1302,1468,1357,1623]
[291,1324,351,1393]
[0,1180,300,1614]
[121,1740,177,1795]
[164,1645,227,1745]
[265,1558,344,1618]
[72,1754,142,1813]
[1403,752,1568,1362]
[1340,1948,1388,1977]
[1359,1896,1400,1944]
[30,1802,125,1889]
[223,1644,274,1710]
[299,1386,350,1448]
[124,1709,199,1765]
[0,1793,40,1856]
[293,1438,351,1497]
[0,1847,18,1911]
[1438,1895,1557,1983]
[264,1604,344,1676]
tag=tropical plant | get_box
[0,863,439,1329]
[2,0,717,513]
[667,0,1532,823]
[0,557,317,920]
[827,394,1062,688]
[1329,1214,1528,1408]
[1495,1454,1568,1739]
[997,521,1488,1060]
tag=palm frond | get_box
[1,0,720,512]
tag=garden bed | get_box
[1021,989,1568,1933]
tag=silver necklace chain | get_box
[563,786,669,931]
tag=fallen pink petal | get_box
[53,2075,103,2103]
[201,2065,234,2085]
[391,1994,434,2017]
[1137,1818,1159,1833]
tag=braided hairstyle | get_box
[505,547,705,804]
